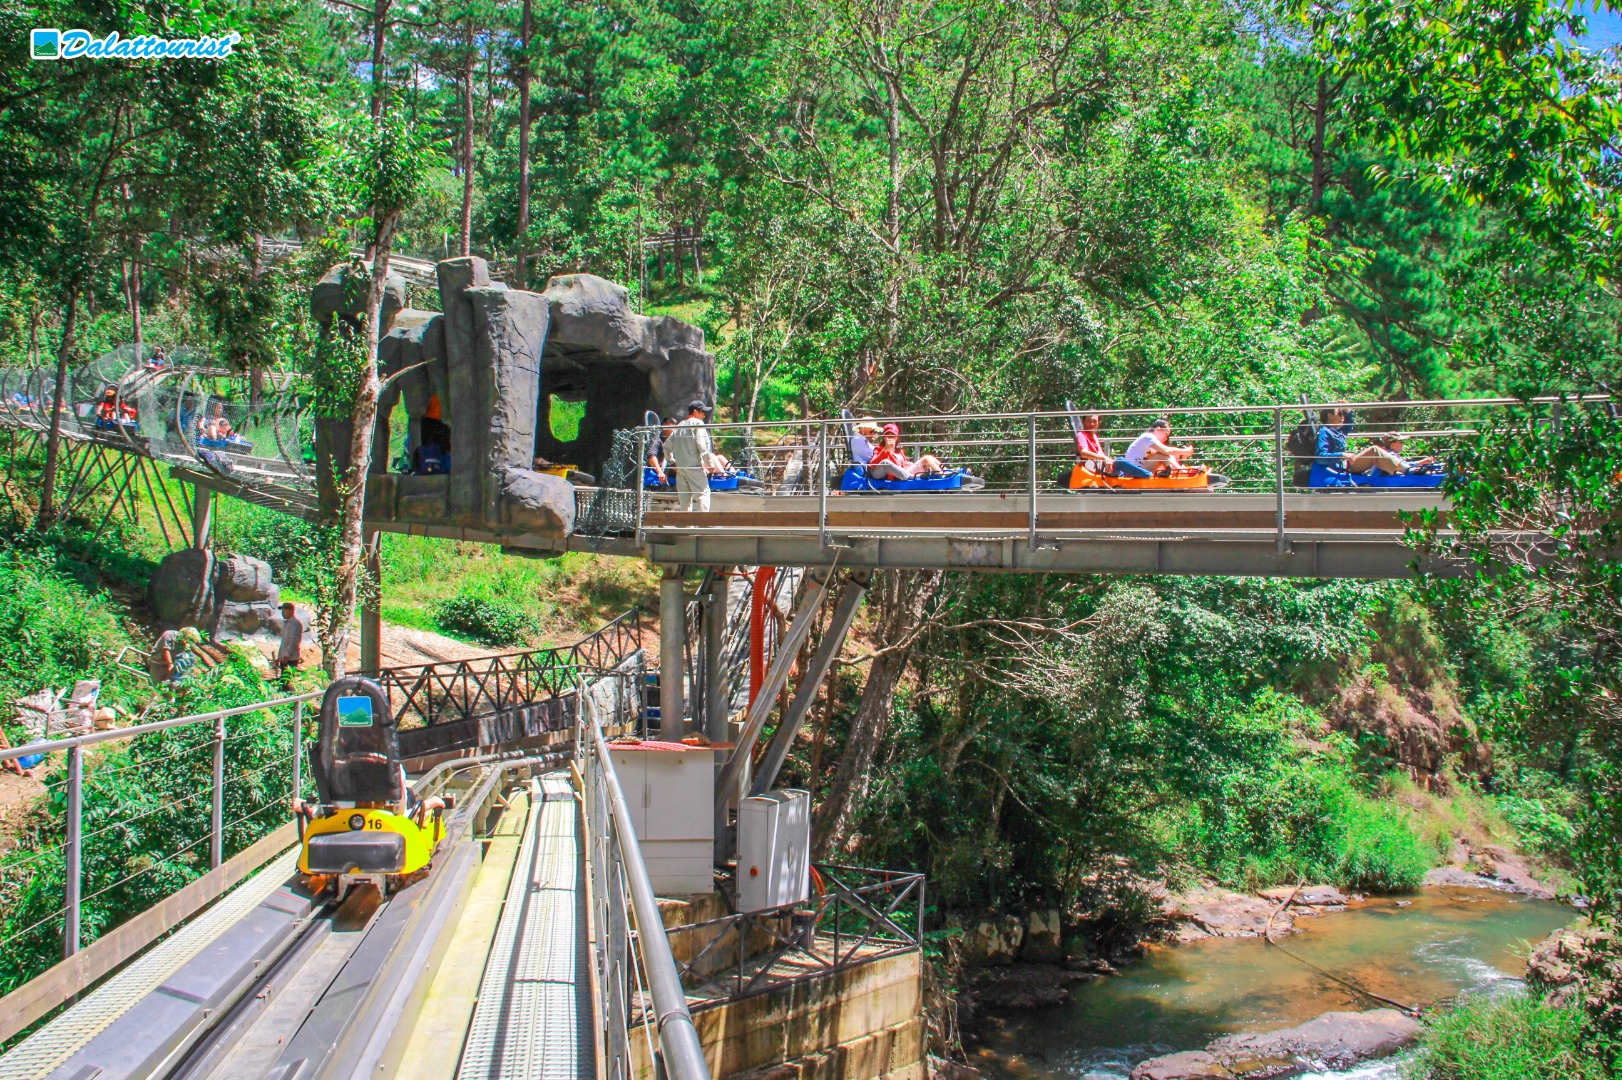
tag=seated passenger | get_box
[648,417,675,485]
[95,388,120,426]
[851,419,880,465]
[1317,407,1403,475]
[1075,410,1152,478]
[1122,419,1194,477]
[1380,433,1438,473]
[703,448,731,474]
[869,423,945,480]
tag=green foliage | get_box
[0,543,139,714]
[433,583,539,647]
[1406,993,1606,1080]
[1163,699,1433,892]
[0,652,302,994]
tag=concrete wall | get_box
[632,951,925,1080]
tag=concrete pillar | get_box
[703,570,729,743]
[191,484,213,549]
[659,566,686,741]
[360,529,381,673]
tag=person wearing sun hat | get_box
[667,399,716,511]
[851,419,881,465]
[869,422,945,480]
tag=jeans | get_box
[1110,459,1153,479]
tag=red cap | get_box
[882,423,900,436]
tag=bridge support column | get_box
[360,529,381,673]
[191,484,213,549]
[659,566,686,741]
[703,569,729,743]
[750,570,869,798]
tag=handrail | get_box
[580,676,712,1080]
[627,392,1613,433]
[0,689,321,764]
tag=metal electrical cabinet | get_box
[608,743,716,895]
[737,789,811,912]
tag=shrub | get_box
[1406,992,1604,1080]
[433,584,537,647]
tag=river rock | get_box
[1207,1008,1420,1071]
[961,915,1024,966]
[1259,885,1349,907]
[969,962,1096,1009]
[1129,1051,1233,1080]
[1021,910,1063,962]
[1422,860,1555,899]
[1175,886,1294,938]
[1472,844,1557,899]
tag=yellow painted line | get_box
[395,790,533,1080]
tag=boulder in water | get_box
[1129,1051,1232,1080]
[1205,1008,1420,1071]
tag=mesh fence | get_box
[574,427,649,542]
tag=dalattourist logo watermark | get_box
[30,28,241,60]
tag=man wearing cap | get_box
[667,400,716,511]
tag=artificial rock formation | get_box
[314,256,715,542]
[149,550,289,642]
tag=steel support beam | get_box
[750,571,869,798]
[650,534,1458,580]
[713,568,832,826]
[703,569,729,743]
[658,566,686,741]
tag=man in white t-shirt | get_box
[666,400,715,511]
[1122,419,1194,476]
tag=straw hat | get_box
[855,418,881,435]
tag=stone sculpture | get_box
[311,256,715,541]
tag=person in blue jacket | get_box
[1317,407,1404,476]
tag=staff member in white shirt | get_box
[667,400,715,512]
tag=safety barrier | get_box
[369,606,646,734]
[620,394,1613,548]
[665,864,925,1003]
[577,668,713,1080]
[0,692,317,981]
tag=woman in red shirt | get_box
[869,423,945,479]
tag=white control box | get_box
[737,789,811,912]
[609,744,716,895]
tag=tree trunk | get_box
[516,0,533,288]
[38,292,80,527]
[127,259,143,357]
[458,28,475,258]
[369,0,390,122]
[326,222,397,678]
[812,569,941,855]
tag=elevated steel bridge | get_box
[4,348,1597,580]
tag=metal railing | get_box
[577,669,712,1080]
[615,394,1613,549]
[369,607,645,734]
[664,865,925,1003]
[0,691,317,971]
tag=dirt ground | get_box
[0,768,46,855]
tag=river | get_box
[976,886,1575,1080]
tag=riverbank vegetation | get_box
[1,0,1619,1069]
[1406,993,1606,1080]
